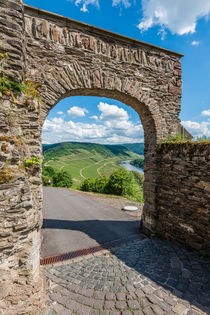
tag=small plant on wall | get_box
[0,42,41,100]
[164,133,185,143]
[0,43,8,72]
[0,76,26,97]
[24,157,42,168]
[0,45,24,96]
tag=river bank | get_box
[119,160,144,174]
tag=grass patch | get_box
[0,44,42,99]
[0,76,25,97]
[22,80,42,99]
[0,76,41,100]
[156,136,210,154]
[163,133,186,143]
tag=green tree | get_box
[80,178,96,192]
[42,166,55,177]
[132,171,144,187]
[42,166,56,185]
[52,170,73,188]
[106,167,135,196]
[80,176,109,194]
[94,176,109,193]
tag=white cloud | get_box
[182,121,200,129]
[43,117,106,141]
[97,102,143,139]
[67,106,88,118]
[43,117,64,130]
[90,115,99,120]
[42,102,144,144]
[98,102,129,122]
[138,0,210,36]
[69,0,210,36]
[57,111,64,115]
[201,109,210,116]
[104,134,144,144]
[191,40,200,46]
[112,0,131,8]
[70,0,99,12]
[182,120,210,138]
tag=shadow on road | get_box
[42,218,210,314]
[42,218,140,243]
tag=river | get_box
[119,160,144,174]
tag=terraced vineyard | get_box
[43,142,143,188]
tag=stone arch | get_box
[40,82,166,150]
[38,72,167,234]
[37,63,169,150]
[0,1,183,314]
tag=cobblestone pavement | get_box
[44,237,210,315]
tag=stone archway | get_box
[0,1,183,314]
[40,85,165,227]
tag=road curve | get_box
[41,187,140,257]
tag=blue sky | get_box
[24,0,210,143]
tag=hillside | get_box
[43,142,131,160]
[121,143,144,155]
[43,142,144,159]
[42,142,143,187]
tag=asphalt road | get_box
[41,187,140,257]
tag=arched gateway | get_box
[0,1,183,314]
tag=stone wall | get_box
[0,93,46,315]
[0,0,25,81]
[156,142,210,252]
[0,1,185,314]
[0,1,46,314]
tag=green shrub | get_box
[106,167,135,196]
[163,133,185,143]
[80,177,96,192]
[131,183,144,202]
[42,166,55,178]
[52,170,73,188]
[42,174,49,185]
[94,176,109,193]
[132,171,144,187]
[79,168,144,202]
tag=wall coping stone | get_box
[24,4,184,58]
[156,142,210,154]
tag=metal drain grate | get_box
[40,233,145,265]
